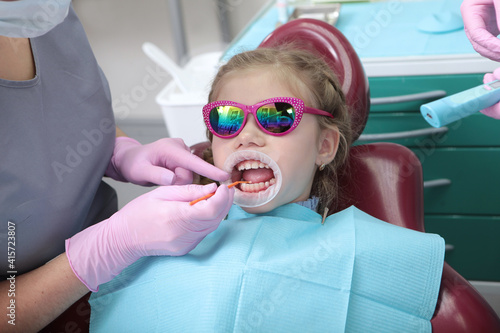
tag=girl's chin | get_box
[239,201,278,214]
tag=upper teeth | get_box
[237,161,270,171]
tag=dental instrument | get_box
[420,80,500,127]
[189,181,251,206]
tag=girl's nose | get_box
[234,114,265,148]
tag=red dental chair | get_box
[43,18,500,333]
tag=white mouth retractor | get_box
[222,151,282,208]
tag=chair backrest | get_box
[337,143,425,231]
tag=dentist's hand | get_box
[461,0,500,61]
[66,183,234,291]
[105,137,229,185]
[481,67,500,118]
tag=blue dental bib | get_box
[89,205,444,332]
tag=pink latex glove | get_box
[66,183,234,292]
[481,67,500,118]
[461,0,500,61]
[105,137,229,185]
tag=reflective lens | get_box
[209,102,297,136]
[256,102,295,134]
[204,97,333,138]
[209,106,245,136]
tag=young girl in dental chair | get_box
[88,47,445,332]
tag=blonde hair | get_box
[205,46,353,213]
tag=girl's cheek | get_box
[212,146,228,170]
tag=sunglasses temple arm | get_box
[305,107,334,118]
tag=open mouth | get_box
[232,160,276,193]
[223,151,282,208]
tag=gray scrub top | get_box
[0,8,117,279]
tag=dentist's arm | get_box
[0,184,233,332]
[0,254,88,332]
[66,184,234,292]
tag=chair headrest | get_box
[259,18,370,140]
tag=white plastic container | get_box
[155,51,222,147]
[156,82,207,146]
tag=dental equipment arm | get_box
[66,184,234,292]
[461,0,500,61]
[105,137,229,186]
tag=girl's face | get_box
[211,68,339,214]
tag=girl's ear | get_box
[316,126,340,166]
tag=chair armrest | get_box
[431,262,500,333]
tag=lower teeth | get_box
[240,178,276,192]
